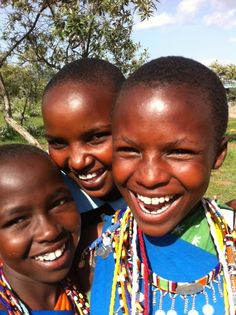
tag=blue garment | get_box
[62,173,126,214]
[90,210,226,314]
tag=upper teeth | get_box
[137,194,174,205]
[34,244,65,262]
[78,172,98,180]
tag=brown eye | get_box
[2,216,27,228]
[89,132,111,144]
[47,138,68,149]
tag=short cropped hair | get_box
[117,56,228,143]
[0,143,53,164]
[43,58,125,96]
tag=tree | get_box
[0,0,159,145]
[209,61,236,106]
[209,61,236,83]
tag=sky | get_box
[132,0,236,66]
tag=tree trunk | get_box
[0,71,42,149]
[4,116,43,149]
[0,71,12,117]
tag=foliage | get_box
[0,0,159,145]
[0,110,47,146]
[209,61,236,81]
[209,61,236,106]
[0,0,159,75]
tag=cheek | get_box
[48,149,67,168]
[59,211,81,236]
[99,142,113,166]
[176,163,211,191]
[0,234,28,260]
[113,160,134,186]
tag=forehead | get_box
[0,154,61,190]
[115,83,211,121]
[43,81,115,119]
[113,84,214,140]
[42,82,115,134]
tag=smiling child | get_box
[88,56,236,314]
[42,58,126,227]
[0,144,89,314]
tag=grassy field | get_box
[206,118,236,203]
[0,112,235,203]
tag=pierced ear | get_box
[213,136,228,170]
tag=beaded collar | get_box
[0,264,90,314]
[88,198,236,315]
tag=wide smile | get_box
[136,193,176,215]
[78,169,105,181]
[34,243,66,262]
[70,168,107,190]
[31,241,74,271]
[131,191,180,217]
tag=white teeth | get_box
[78,172,98,180]
[55,249,62,258]
[34,244,65,262]
[144,197,151,204]
[137,194,174,206]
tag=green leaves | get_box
[0,0,159,74]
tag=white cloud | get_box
[134,0,205,30]
[204,9,236,29]
[229,37,236,43]
[209,0,236,11]
[134,0,236,31]
[177,0,205,17]
[134,13,176,30]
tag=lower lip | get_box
[33,246,73,271]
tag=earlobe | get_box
[213,136,228,169]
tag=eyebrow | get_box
[114,136,198,147]
[0,206,30,219]
[45,124,111,138]
[83,124,111,134]
[113,136,137,146]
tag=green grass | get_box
[0,111,47,147]
[206,118,236,203]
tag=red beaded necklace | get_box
[0,264,90,314]
[108,198,236,315]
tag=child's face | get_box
[43,82,116,200]
[112,84,227,236]
[0,155,80,285]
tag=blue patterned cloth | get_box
[90,207,226,314]
[62,173,126,214]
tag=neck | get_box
[2,265,61,310]
[102,186,122,202]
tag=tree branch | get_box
[0,1,49,67]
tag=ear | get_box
[213,136,228,170]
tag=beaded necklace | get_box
[0,264,90,314]
[97,198,236,315]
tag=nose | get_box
[136,155,171,188]
[33,214,63,243]
[68,144,93,172]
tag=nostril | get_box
[69,153,94,170]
